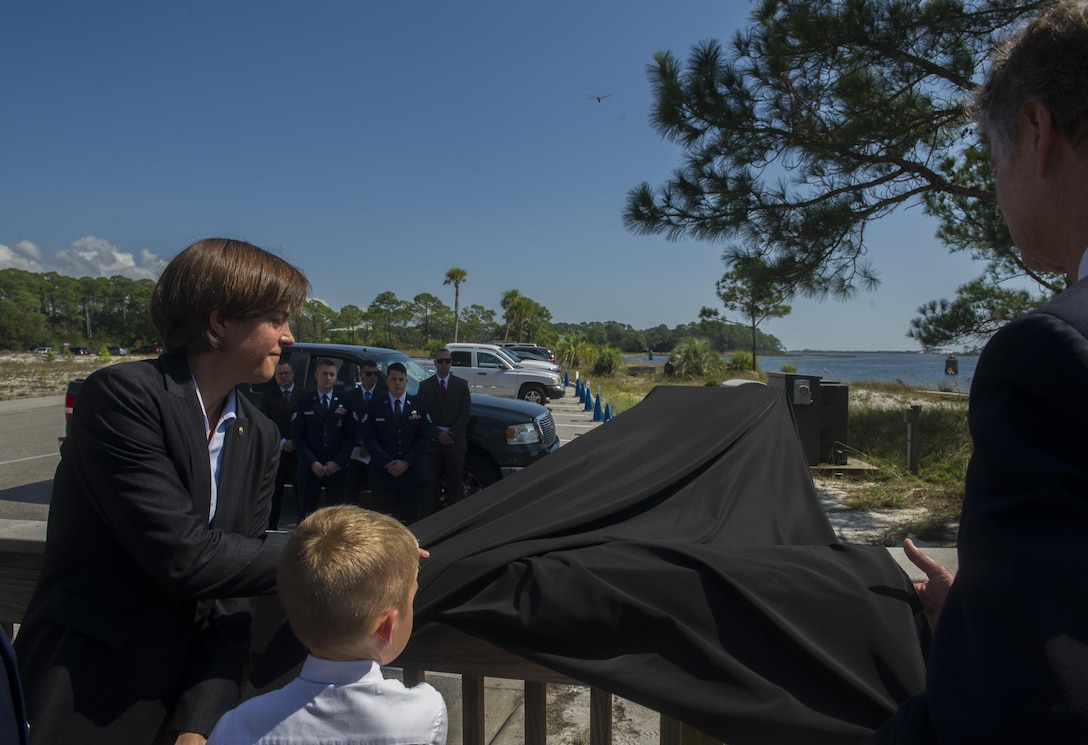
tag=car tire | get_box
[460,452,500,498]
[519,384,547,405]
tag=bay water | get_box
[629,351,978,391]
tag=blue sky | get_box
[1,1,990,351]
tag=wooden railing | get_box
[0,518,956,745]
[0,518,722,744]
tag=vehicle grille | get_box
[536,411,557,446]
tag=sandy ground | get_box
[0,352,131,400]
[850,387,968,410]
[814,476,957,547]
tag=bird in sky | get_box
[587,94,611,103]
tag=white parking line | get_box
[0,453,59,466]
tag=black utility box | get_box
[766,372,849,466]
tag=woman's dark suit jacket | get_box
[14,353,290,743]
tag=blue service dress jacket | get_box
[868,277,1088,742]
[290,389,355,469]
[360,393,431,490]
[13,353,288,744]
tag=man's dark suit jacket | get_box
[869,278,1088,742]
[360,392,431,490]
[417,373,471,455]
[259,384,300,441]
[14,354,288,743]
[259,384,301,528]
[290,388,355,469]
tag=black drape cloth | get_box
[407,386,928,745]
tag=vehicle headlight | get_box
[506,422,541,444]
[549,375,560,385]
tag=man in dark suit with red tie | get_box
[290,358,355,521]
[359,362,430,523]
[417,347,472,517]
[258,361,300,529]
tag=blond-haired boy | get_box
[208,506,446,745]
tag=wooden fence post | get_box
[905,405,922,474]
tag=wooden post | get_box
[524,681,547,745]
[590,688,613,745]
[462,674,485,745]
[905,405,922,474]
[660,714,682,745]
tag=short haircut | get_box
[387,362,407,376]
[360,358,378,369]
[314,358,337,371]
[977,0,1088,157]
[278,506,420,652]
[434,348,450,358]
[150,238,309,355]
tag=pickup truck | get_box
[64,343,560,497]
[444,342,565,405]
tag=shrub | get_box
[668,337,725,379]
[727,351,757,372]
[592,346,624,376]
[555,333,593,369]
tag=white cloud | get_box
[1,236,164,280]
[0,241,45,272]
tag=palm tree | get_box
[443,267,468,342]
[500,289,522,340]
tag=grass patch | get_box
[872,512,959,545]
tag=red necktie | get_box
[440,378,447,399]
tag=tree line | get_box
[1,266,783,356]
[0,268,157,352]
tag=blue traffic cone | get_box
[564,371,570,387]
[593,394,602,421]
[603,402,612,422]
[583,387,593,411]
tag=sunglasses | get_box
[435,359,452,364]
[361,371,378,376]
